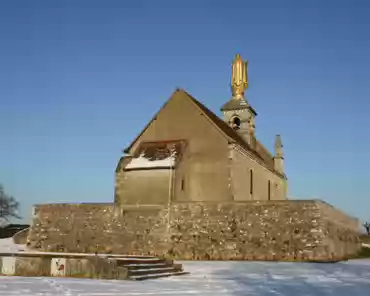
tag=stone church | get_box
[28,54,360,261]
[115,54,287,206]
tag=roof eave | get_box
[220,105,257,116]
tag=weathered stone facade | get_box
[27,200,360,261]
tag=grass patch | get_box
[355,247,370,259]
[360,235,370,244]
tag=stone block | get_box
[50,257,128,280]
[51,258,67,277]
[1,257,16,275]
[15,257,51,276]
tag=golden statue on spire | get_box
[231,54,248,99]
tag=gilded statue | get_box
[231,54,248,99]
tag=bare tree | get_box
[0,184,21,225]
[364,222,370,236]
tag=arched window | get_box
[231,116,241,130]
[250,169,253,196]
[268,180,271,200]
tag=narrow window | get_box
[181,178,185,191]
[268,180,271,200]
[249,169,253,196]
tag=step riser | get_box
[128,268,177,276]
[124,263,173,270]
[130,271,189,281]
[116,259,167,265]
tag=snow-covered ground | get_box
[0,237,26,252]
[0,260,368,295]
[0,238,369,295]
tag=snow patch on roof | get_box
[125,153,176,169]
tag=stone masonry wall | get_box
[27,200,360,261]
[27,203,169,256]
[167,201,360,261]
[316,201,360,259]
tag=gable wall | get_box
[116,91,232,204]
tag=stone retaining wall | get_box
[27,200,360,261]
[27,203,169,255]
[168,201,360,261]
[0,255,128,279]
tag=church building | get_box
[115,54,287,206]
[27,54,360,262]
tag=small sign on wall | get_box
[51,258,67,277]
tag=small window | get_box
[181,178,185,191]
[250,169,253,196]
[268,180,271,200]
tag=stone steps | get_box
[115,257,169,266]
[116,257,188,280]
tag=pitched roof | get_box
[124,88,283,177]
[220,98,257,115]
[186,91,275,169]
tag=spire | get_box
[231,54,248,100]
[274,134,284,175]
[274,135,283,158]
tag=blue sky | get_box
[0,0,369,224]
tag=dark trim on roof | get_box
[220,98,258,116]
[221,103,257,116]
[124,166,175,172]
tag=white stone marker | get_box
[51,258,67,277]
[2,257,16,275]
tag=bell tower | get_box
[221,54,257,146]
